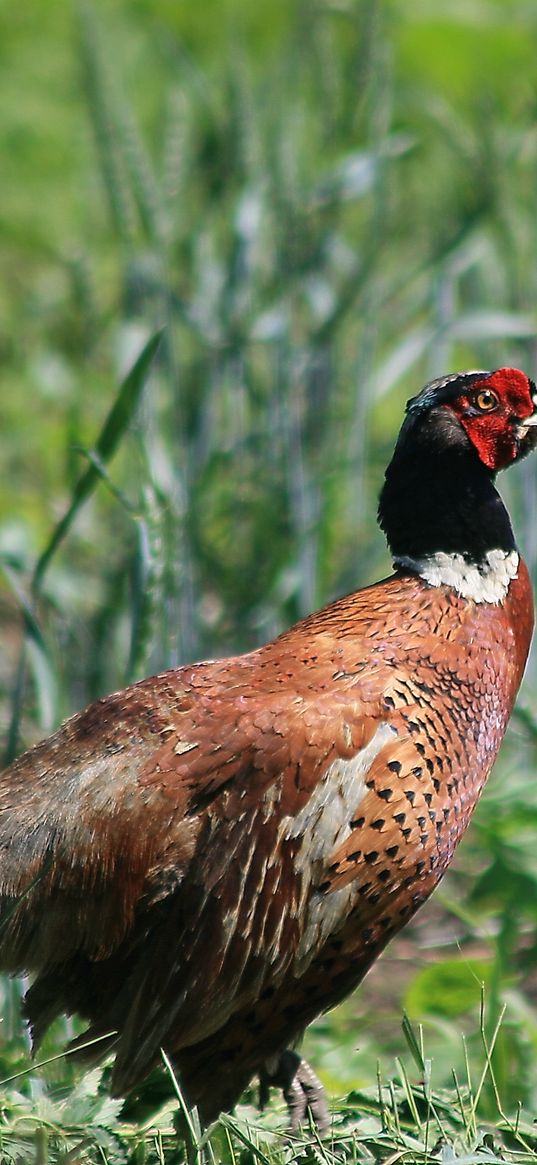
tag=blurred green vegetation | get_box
[3,0,537,1159]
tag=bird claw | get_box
[259,1049,330,1134]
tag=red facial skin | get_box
[447,367,536,471]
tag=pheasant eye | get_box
[475,389,499,412]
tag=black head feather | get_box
[405,370,490,417]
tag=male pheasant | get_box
[0,367,536,1129]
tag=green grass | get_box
[1,1006,537,1163]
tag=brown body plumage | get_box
[1,366,536,1126]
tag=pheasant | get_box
[0,367,536,1131]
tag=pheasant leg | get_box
[260,1049,329,1133]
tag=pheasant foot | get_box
[259,1049,329,1133]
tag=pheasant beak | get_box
[521,390,537,426]
[516,409,537,456]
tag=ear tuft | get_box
[406,370,489,417]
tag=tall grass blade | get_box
[32,330,163,594]
[77,1,137,243]
[401,1013,425,1075]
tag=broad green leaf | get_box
[404,959,492,1020]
